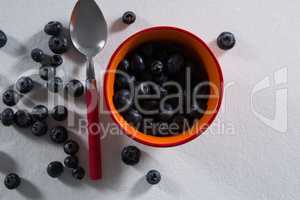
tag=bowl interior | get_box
[105,27,223,147]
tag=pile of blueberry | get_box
[113,41,210,136]
[0,22,85,189]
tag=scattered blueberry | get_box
[0,108,14,126]
[63,140,79,155]
[31,121,48,136]
[72,167,85,180]
[122,11,136,25]
[51,105,68,121]
[136,82,151,95]
[217,32,236,50]
[4,173,21,190]
[14,110,33,128]
[159,103,175,121]
[64,79,84,97]
[64,156,79,169]
[131,54,146,74]
[49,36,68,54]
[32,105,48,121]
[2,89,19,107]
[146,170,161,185]
[167,54,184,75]
[50,55,63,67]
[39,66,56,81]
[0,30,7,48]
[49,126,68,144]
[118,59,130,72]
[16,76,34,94]
[150,60,164,75]
[121,146,141,165]
[44,21,63,36]
[115,73,135,91]
[47,77,63,93]
[31,48,45,63]
[47,161,64,178]
[124,109,142,126]
[113,90,132,111]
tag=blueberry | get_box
[217,32,236,50]
[32,105,48,121]
[124,109,142,127]
[49,36,68,54]
[16,76,34,94]
[150,60,164,75]
[50,55,63,67]
[159,103,175,121]
[64,156,79,169]
[49,126,68,144]
[47,161,64,178]
[0,30,7,48]
[114,73,135,91]
[139,100,159,114]
[65,79,84,97]
[146,170,161,185]
[44,21,63,36]
[167,54,184,75]
[14,110,33,128]
[136,82,151,95]
[47,77,63,93]
[131,54,146,74]
[1,108,14,126]
[63,140,79,155]
[31,121,48,136]
[72,167,85,180]
[39,66,56,81]
[113,90,132,111]
[31,48,45,63]
[118,59,130,72]
[51,105,68,121]
[4,173,21,190]
[121,146,141,165]
[2,89,19,107]
[153,74,168,85]
[122,11,136,24]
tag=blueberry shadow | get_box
[208,39,226,58]
[18,178,43,199]
[2,35,28,57]
[0,152,18,174]
[129,176,151,198]
[109,18,128,33]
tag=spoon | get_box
[70,0,108,180]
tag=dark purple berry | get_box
[122,11,136,25]
[113,90,132,111]
[49,126,68,144]
[63,140,79,155]
[124,109,142,126]
[14,110,33,128]
[159,103,175,121]
[64,79,84,97]
[31,48,45,63]
[32,105,48,121]
[1,108,14,126]
[72,167,85,180]
[4,173,21,190]
[64,156,79,169]
[146,170,161,185]
[150,60,164,75]
[118,59,130,72]
[16,76,34,94]
[50,55,63,67]
[217,32,235,50]
[0,30,7,48]
[49,36,68,54]
[2,89,19,106]
[167,54,184,75]
[47,77,63,93]
[44,21,63,36]
[121,146,141,165]
[131,54,146,74]
[31,121,48,136]
[39,66,56,81]
[47,161,64,178]
[51,105,68,121]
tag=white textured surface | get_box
[0,0,300,200]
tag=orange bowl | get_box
[104,26,223,147]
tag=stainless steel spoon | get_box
[70,0,108,180]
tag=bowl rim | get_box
[104,26,224,147]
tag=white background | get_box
[0,0,300,200]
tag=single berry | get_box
[159,103,175,121]
[49,126,68,144]
[32,105,48,121]
[63,140,79,155]
[167,54,184,75]
[124,109,142,126]
[16,76,34,94]
[113,90,132,111]
[122,11,136,25]
[44,21,63,36]
[31,48,45,63]
[135,82,151,95]
[31,121,48,136]
[47,77,63,93]
[146,170,161,185]
[114,72,135,91]
[118,59,130,72]
[121,146,141,165]
[64,156,79,169]
[217,32,236,50]
[47,161,64,178]
[64,79,84,97]
[0,30,7,48]
[39,66,56,81]
[131,54,146,74]
[150,60,164,75]
[2,89,19,106]
[4,173,21,190]
[51,105,68,121]
[1,108,14,126]
[49,36,68,54]
[50,55,63,67]
[14,110,33,128]
[72,167,85,180]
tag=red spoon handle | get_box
[86,79,102,180]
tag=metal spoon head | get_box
[70,0,108,58]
